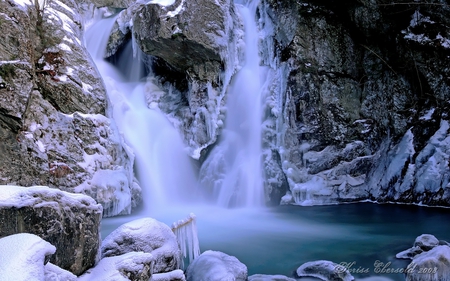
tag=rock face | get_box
[0,0,140,216]
[101,217,181,273]
[0,185,102,276]
[107,0,242,158]
[258,0,450,206]
[185,250,248,281]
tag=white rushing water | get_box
[199,0,266,208]
[85,16,199,215]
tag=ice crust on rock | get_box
[78,252,154,281]
[186,250,247,281]
[101,217,181,273]
[296,260,354,281]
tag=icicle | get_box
[171,213,200,269]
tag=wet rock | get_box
[186,250,247,281]
[0,185,102,276]
[101,217,181,273]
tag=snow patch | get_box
[166,0,185,18]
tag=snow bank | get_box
[0,185,101,211]
[0,233,56,281]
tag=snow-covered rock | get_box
[0,233,56,281]
[296,260,354,281]
[396,234,448,260]
[0,185,102,275]
[405,245,450,281]
[78,252,154,281]
[152,269,186,281]
[0,0,139,217]
[101,217,181,273]
[44,263,77,281]
[185,250,247,281]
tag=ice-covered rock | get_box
[78,252,154,281]
[258,0,450,206]
[248,274,296,281]
[405,245,450,281]
[185,250,247,281]
[101,217,181,273]
[0,185,102,275]
[152,269,186,281]
[296,260,354,281]
[0,0,139,217]
[0,233,56,281]
[396,234,446,260]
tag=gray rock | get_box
[0,0,139,217]
[259,0,450,205]
[296,260,354,281]
[0,185,102,276]
[186,250,247,281]
[101,217,181,273]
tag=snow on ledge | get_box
[0,185,102,213]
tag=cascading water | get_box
[85,14,198,215]
[199,0,266,208]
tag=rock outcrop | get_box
[0,185,102,276]
[0,0,140,217]
[259,0,450,206]
[103,0,242,158]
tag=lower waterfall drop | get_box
[199,0,266,208]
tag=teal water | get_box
[102,202,450,280]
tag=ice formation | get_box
[171,213,200,268]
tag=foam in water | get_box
[199,0,265,208]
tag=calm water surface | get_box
[102,202,450,280]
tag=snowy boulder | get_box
[405,245,450,281]
[296,260,354,281]
[0,233,56,281]
[413,234,440,251]
[0,185,102,276]
[396,234,441,259]
[101,217,181,273]
[78,252,154,281]
[185,250,247,281]
[248,274,296,281]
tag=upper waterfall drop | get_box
[85,16,199,215]
[199,0,266,208]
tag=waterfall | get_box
[199,0,265,208]
[85,16,199,215]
